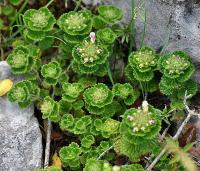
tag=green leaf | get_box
[41,61,62,85]
[8,80,40,108]
[59,142,82,169]
[9,0,22,6]
[41,96,60,122]
[62,82,84,102]
[98,5,123,24]
[83,83,113,108]
[72,100,84,110]
[81,135,95,148]
[96,28,117,44]
[39,36,54,49]
[60,113,74,131]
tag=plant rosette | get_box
[73,116,92,135]
[8,80,40,108]
[7,45,39,74]
[23,7,56,41]
[120,101,161,143]
[41,96,60,122]
[96,28,117,44]
[158,51,195,82]
[112,83,140,106]
[57,10,92,36]
[83,159,112,171]
[41,61,62,85]
[59,142,82,169]
[59,113,74,131]
[81,135,95,148]
[72,39,109,74]
[101,118,120,138]
[83,83,113,110]
[98,5,123,24]
[62,82,84,102]
[127,47,159,82]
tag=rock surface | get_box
[0,61,42,171]
[82,0,200,83]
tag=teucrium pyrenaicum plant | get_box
[116,101,161,161]
[23,7,56,41]
[7,45,40,74]
[5,2,198,171]
[72,38,110,75]
[41,61,62,85]
[158,51,197,109]
[8,80,39,108]
[41,96,60,122]
[97,5,123,24]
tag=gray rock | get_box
[0,61,42,171]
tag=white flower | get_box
[112,166,121,171]
[149,120,155,125]
[89,32,96,43]
[133,127,139,132]
[142,100,149,113]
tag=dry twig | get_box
[147,91,200,171]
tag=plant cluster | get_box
[158,51,197,109]
[4,1,199,171]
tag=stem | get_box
[74,0,82,11]
[141,8,147,48]
[10,0,29,26]
[107,62,114,85]
[44,86,55,167]
[97,146,113,160]
[160,29,170,54]
[46,36,68,46]
[44,120,52,167]
[129,0,136,54]
[45,0,54,7]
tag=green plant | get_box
[5,2,198,171]
[57,10,92,36]
[126,46,158,82]
[41,61,62,85]
[23,7,56,41]
[62,82,84,102]
[97,5,123,24]
[83,83,113,115]
[112,83,140,105]
[96,28,117,44]
[72,38,110,75]
[158,51,197,109]
[117,100,161,160]
[59,142,82,169]
[8,80,39,108]
[7,45,40,74]
[41,96,60,122]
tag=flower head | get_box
[57,10,92,36]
